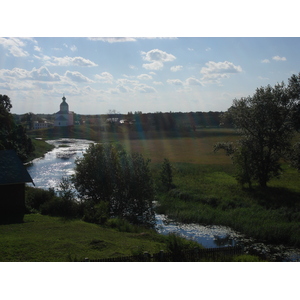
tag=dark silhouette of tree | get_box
[0,95,34,161]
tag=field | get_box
[28,126,300,249]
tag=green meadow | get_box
[25,126,300,254]
[0,214,169,262]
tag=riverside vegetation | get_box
[1,127,295,261]
[19,126,300,260]
[2,73,300,261]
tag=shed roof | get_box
[0,150,34,185]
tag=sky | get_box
[1,2,300,116]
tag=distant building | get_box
[54,95,74,127]
[0,150,34,223]
[33,120,53,130]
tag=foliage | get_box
[25,187,56,212]
[25,185,81,219]
[159,158,174,191]
[0,94,35,161]
[215,74,300,188]
[73,143,155,227]
[165,233,203,261]
[288,142,300,171]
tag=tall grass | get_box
[155,162,300,247]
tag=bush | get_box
[82,202,109,224]
[159,158,174,191]
[40,196,80,218]
[106,217,140,233]
[165,233,202,261]
[25,187,56,212]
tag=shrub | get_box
[25,187,56,212]
[159,158,174,191]
[40,196,80,218]
[106,217,140,233]
[82,202,109,224]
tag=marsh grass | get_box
[155,161,300,247]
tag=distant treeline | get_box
[14,111,228,131]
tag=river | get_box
[26,138,300,261]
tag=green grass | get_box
[26,138,55,162]
[25,127,300,253]
[0,214,169,262]
[155,162,300,247]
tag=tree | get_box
[0,95,35,161]
[160,158,174,191]
[215,74,300,188]
[73,143,155,227]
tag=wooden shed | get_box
[0,150,34,223]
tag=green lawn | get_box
[0,214,167,262]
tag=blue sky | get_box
[1,0,299,115]
[1,37,300,115]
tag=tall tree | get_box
[0,94,34,161]
[73,143,155,227]
[215,74,300,188]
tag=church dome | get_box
[60,96,69,112]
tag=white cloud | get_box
[0,66,61,82]
[261,59,270,63]
[45,56,98,67]
[70,45,77,52]
[142,61,164,70]
[200,61,242,82]
[134,84,156,93]
[141,49,176,70]
[88,37,177,43]
[95,72,114,84]
[30,67,61,81]
[142,49,176,63]
[34,54,51,62]
[1,68,30,79]
[117,85,131,93]
[89,37,137,43]
[167,79,183,86]
[65,71,94,83]
[272,55,287,61]
[186,77,202,86]
[170,65,183,72]
[0,37,29,57]
[34,45,42,52]
[153,81,164,85]
[137,74,153,80]
[117,78,139,85]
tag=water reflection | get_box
[27,138,94,190]
[156,214,244,248]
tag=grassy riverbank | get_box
[26,127,300,252]
[0,214,169,262]
[1,213,265,262]
[155,163,300,247]
[26,138,55,162]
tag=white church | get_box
[54,95,74,127]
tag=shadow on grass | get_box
[247,186,300,209]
